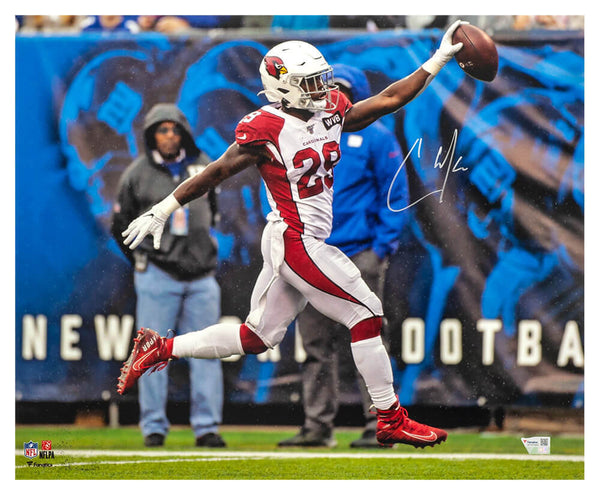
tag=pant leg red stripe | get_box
[283,228,368,308]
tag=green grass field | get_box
[15,425,584,480]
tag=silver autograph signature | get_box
[388,129,468,212]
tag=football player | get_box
[117,20,465,448]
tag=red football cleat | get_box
[376,400,448,448]
[117,328,174,395]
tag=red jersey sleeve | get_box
[235,108,285,148]
[331,89,352,118]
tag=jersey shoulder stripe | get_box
[235,106,285,147]
[330,88,353,116]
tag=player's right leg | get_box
[117,271,305,395]
[117,222,306,395]
[117,327,175,395]
[170,221,307,355]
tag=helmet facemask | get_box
[285,67,338,111]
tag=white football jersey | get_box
[235,89,351,239]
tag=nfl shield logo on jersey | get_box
[24,440,38,459]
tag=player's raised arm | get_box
[344,20,465,132]
[122,143,266,250]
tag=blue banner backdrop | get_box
[15,30,583,409]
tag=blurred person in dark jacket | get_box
[278,64,409,448]
[112,103,225,448]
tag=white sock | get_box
[172,323,244,359]
[351,336,397,410]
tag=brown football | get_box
[452,24,498,82]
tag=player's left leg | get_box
[278,230,396,409]
[279,231,447,448]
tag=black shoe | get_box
[350,429,392,449]
[144,433,165,447]
[278,428,337,447]
[195,432,226,448]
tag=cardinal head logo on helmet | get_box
[263,56,288,80]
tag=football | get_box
[452,24,498,82]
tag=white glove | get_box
[122,194,181,250]
[422,20,468,76]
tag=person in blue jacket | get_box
[278,64,409,448]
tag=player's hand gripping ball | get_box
[452,24,498,81]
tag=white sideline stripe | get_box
[16,457,248,469]
[15,449,585,468]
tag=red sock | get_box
[350,316,382,342]
[239,324,268,354]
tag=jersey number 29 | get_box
[293,141,340,199]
